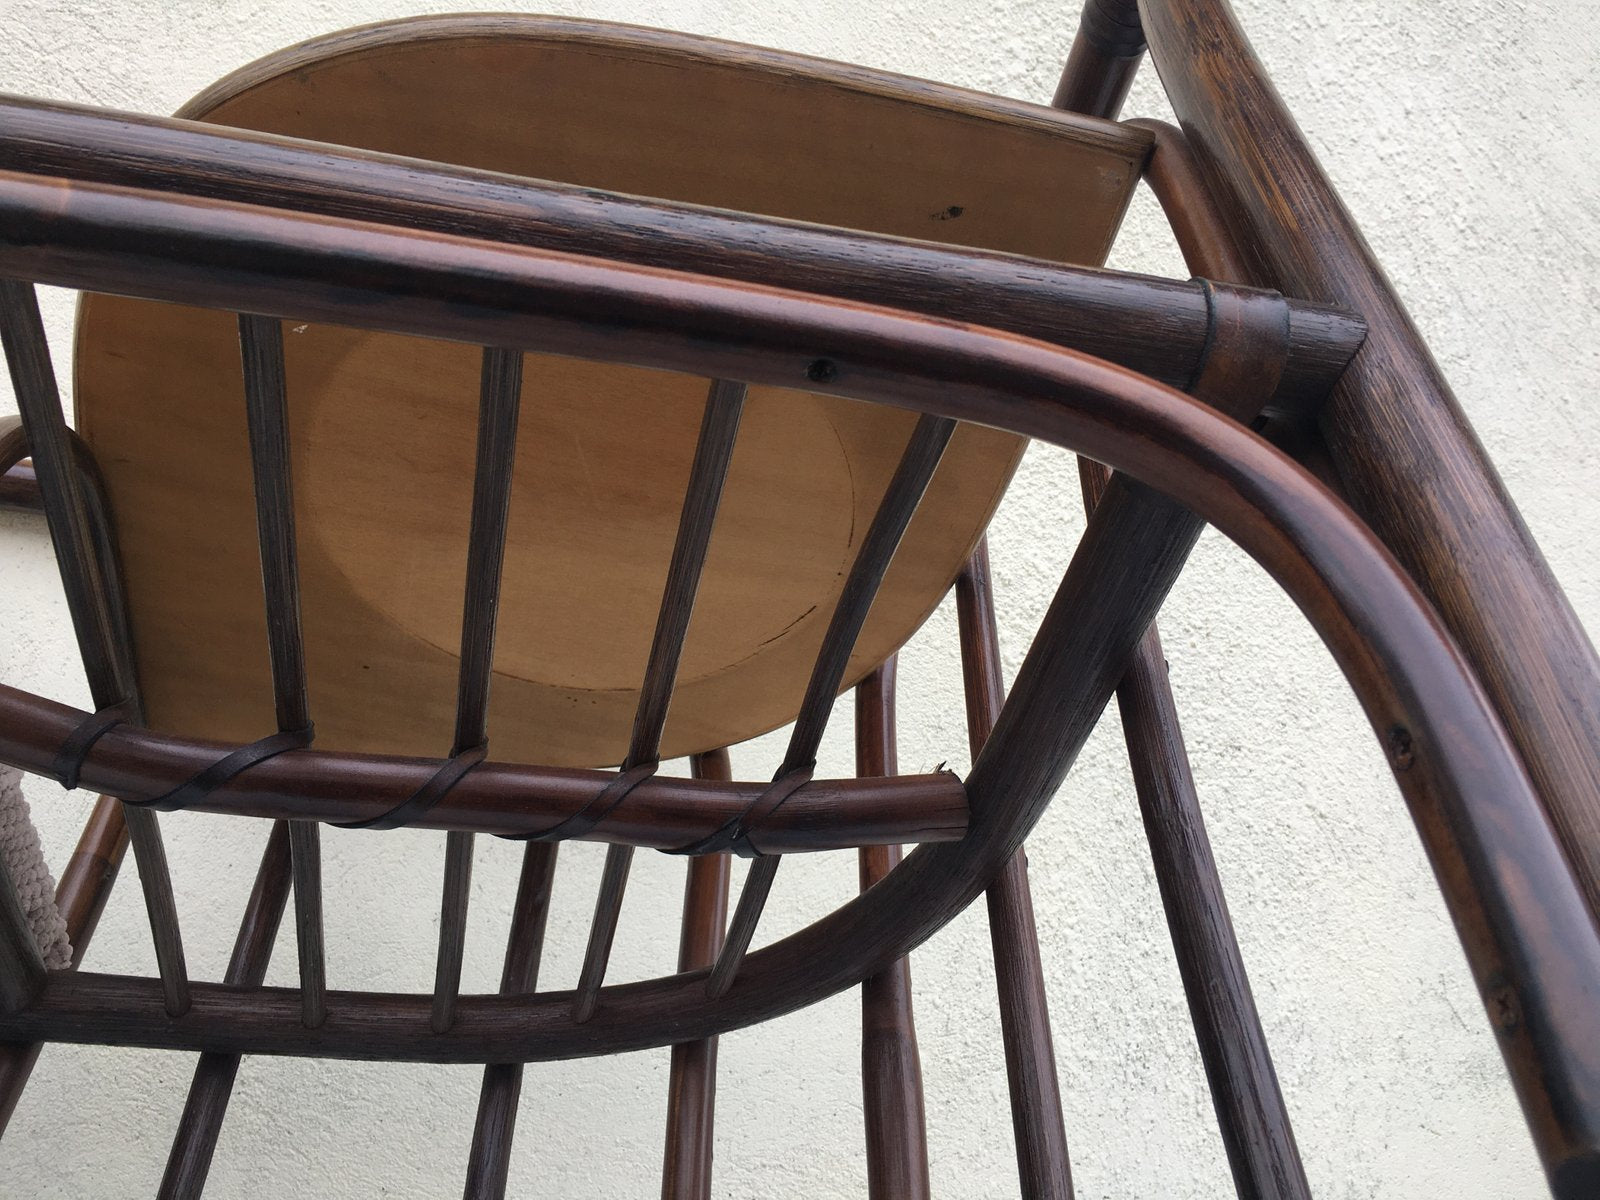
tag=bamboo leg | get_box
[957,542,1075,1200]
[158,822,294,1200]
[661,750,734,1200]
[462,841,560,1200]
[856,662,930,1200]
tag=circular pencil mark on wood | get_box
[295,327,858,691]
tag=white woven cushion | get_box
[0,766,72,970]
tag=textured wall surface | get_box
[3,1,1598,1196]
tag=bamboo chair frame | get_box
[0,2,1596,1198]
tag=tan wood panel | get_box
[75,16,1145,767]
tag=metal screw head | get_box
[805,358,838,384]
[1387,725,1415,771]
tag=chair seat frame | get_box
[0,2,1597,1197]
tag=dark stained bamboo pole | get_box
[625,391,747,764]
[433,831,474,1034]
[571,849,628,1024]
[0,417,36,514]
[709,414,955,997]
[1054,0,1147,118]
[704,855,778,1000]
[451,347,525,754]
[956,541,1075,1200]
[4,386,195,686]
[1132,116,1327,1195]
[500,845,560,997]
[0,416,25,497]
[0,694,967,852]
[0,462,38,513]
[237,315,309,738]
[286,823,324,1029]
[462,841,560,1200]
[0,288,126,704]
[0,419,132,1121]
[238,313,324,1032]
[0,278,189,1018]
[855,660,931,1200]
[0,795,128,1133]
[0,858,45,1014]
[784,415,954,767]
[1124,118,1254,287]
[0,422,51,1016]
[1082,461,1310,1199]
[433,347,524,1035]
[573,382,745,1024]
[661,749,734,1200]
[157,821,293,1200]
[50,796,127,969]
[1011,40,1299,1184]
[124,813,188,1017]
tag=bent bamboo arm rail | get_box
[0,166,1595,1194]
[1104,0,1600,936]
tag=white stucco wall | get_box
[3,1,1598,1196]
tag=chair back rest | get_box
[73,15,1150,766]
